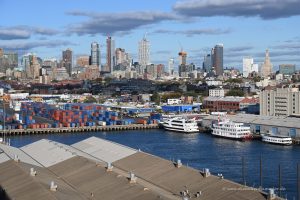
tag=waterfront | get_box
[9,129,300,199]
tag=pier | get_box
[0,124,159,136]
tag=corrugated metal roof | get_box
[114,152,278,200]
[71,136,137,163]
[204,96,244,102]
[0,143,42,167]
[0,151,10,164]
[21,139,75,167]
[49,156,169,200]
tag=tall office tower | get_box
[138,35,150,67]
[31,55,40,79]
[203,54,212,72]
[115,48,126,65]
[90,42,101,69]
[22,53,40,79]
[212,44,224,76]
[106,36,115,73]
[76,56,89,67]
[0,48,3,57]
[242,57,254,77]
[22,53,32,78]
[260,49,273,77]
[62,48,72,76]
[168,58,174,75]
[178,51,187,65]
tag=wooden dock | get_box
[0,124,159,136]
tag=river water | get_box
[9,129,300,199]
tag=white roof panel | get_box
[21,139,75,167]
[71,136,137,163]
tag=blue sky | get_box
[0,0,299,70]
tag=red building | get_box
[203,96,244,112]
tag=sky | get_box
[0,0,300,71]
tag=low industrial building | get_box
[203,96,259,114]
[202,114,300,138]
[0,136,279,200]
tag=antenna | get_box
[144,32,148,40]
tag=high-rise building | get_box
[115,48,126,65]
[90,42,101,69]
[178,51,187,65]
[0,48,3,57]
[62,48,72,76]
[203,54,212,72]
[212,44,223,76]
[22,53,40,79]
[106,36,115,73]
[168,58,174,76]
[243,57,254,78]
[279,64,296,75]
[260,49,272,77]
[76,56,89,67]
[138,35,150,67]
[260,87,300,116]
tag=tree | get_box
[226,89,245,97]
[151,92,160,105]
[84,96,97,103]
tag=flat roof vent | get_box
[204,168,210,177]
[30,168,37,176]
[129,172,137,183]
[267,188,276,200]
[175,159,182,168]
[50,181,58,192]
[217,173,224,179]
[106,162,113,172]
[14,154,20,162]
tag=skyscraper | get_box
[260,49,273,77]
[62,48,72,76]
[212,44,223,76]
[168,58,174,76]
[90,42,101,69]
[0,48,3,57]
[106,36,115,73]
[242,57,254,77]
[203,54,212,72]
[138,35,150,67]
[22,53,40,79]
[178,51,187,65]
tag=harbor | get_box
[5,129,300,199]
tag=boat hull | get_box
[164,126,199,134]
[211,133,252,141]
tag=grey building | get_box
[90,42,101,69]
[260,87,300,117]
[279,64,296,75]
[212,44,223,76]
[62,48,72,76]
[203,54,212,72]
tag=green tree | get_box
[151,92,160,105]
[226,89,245,97]
[84,96,97,103]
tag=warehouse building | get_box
[202,114,300,138]
[0,137,279,200]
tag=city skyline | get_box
[0,0,299,70]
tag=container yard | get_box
[0,102,161,131]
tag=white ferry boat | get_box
[261,133,292,145]
[212,118,252,140]
[163,117,199,133]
